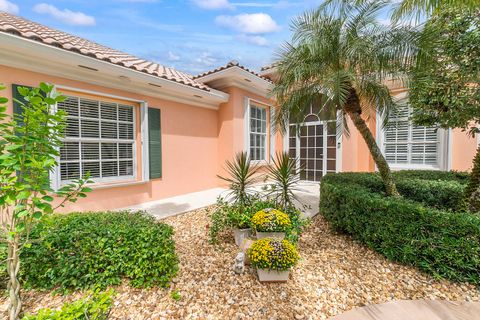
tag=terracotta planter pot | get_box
[233,228,252,246]
[256,232,285,240]
[257,269,290,282]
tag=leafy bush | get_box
[17,211,178,291]
[251,208,291,232]
[22,290,113,320]
[323,171,467,211]
[393,170,470,183]
[320,172,480,284]
[395,178,465,211]
[248,238,300,271]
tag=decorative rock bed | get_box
[3,206,479,320]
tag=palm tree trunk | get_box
[344,91,399,197]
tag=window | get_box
[383,103,438,167]
[249,104,267,161]
[57,95,136,183]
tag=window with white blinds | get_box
[249,104,267,161]
[384,104,438,167]
[58,96,135,183]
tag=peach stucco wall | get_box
[341,115,376,172]
[1,65,219,211]
[216,86,283,180]
[451,129,478,171]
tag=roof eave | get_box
[195,66,273,97]
[0,32,229,109]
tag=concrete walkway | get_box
[330,300,480,320]
[123,182,320,219]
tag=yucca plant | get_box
[217,152,259,208]
[267,152,300,211]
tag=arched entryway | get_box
[286,104,341,182]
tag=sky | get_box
[0,0,397,75]
[0,0,341,75]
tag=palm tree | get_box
[272,0,413,196]
[392,0,480,22]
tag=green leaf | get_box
[42,195,54,202]
[17,190,31,200]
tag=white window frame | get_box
[376,91,449,171]
[244,98,273,164]
[51,85,150,190]
[283,108,343,182]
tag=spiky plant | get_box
[267,152,301,211]
[217,152,259,208]
[272,0,415,196]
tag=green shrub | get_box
[320,172,480,284]
[22,290,113,320]
[323,171,467,210]
[393,170,470,183]
[18,211,178,291]
[395,178,465,211]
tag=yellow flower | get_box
[251,208,291,232]
[247,238,300,271]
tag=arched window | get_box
[304,114,320,123]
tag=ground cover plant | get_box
[3,211,178,292]
[320,171,480,284]
[22,290,114,320]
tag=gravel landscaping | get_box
[2,207,479,319]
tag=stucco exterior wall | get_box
[1,65,219,211]
[216,86,283,180]
[451,129,477,171]
[341,116,376,172]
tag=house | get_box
[0,12,477,212]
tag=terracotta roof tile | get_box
[0,12,211,91]
[193,60,272,83]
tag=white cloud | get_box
[192,0,233,10]
[0,0,19,14]
[33,3,96,26]
[215,13,279,34]
[167,51,181,61]
[195,52,219,67]
[238,34,268,46]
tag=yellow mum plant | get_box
[248,238,300,271]
[251,208,291,232]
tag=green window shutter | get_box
[12,84,32,127]
[148,107,162,179]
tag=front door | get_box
[288,120,338,182]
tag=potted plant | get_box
[248,238,300,282]
[251,208,291,239]
[231,211,252,246]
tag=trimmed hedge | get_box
[320,171,480,284]
[18,211,178,291]
[326,172,466,211]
